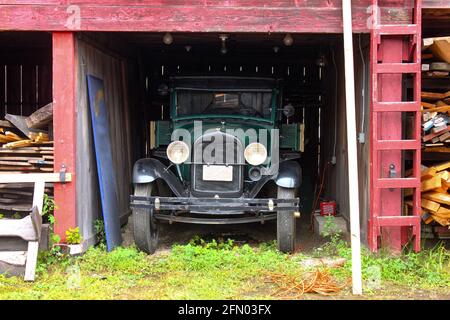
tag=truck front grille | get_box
[191,131,243,197]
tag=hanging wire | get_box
[358,33,366,136]
[331,46,338,160]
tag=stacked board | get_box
[0,183,53,212]
[421,36,450,152]
[0,103,54,212]
[406,162,450,236]
[416,36,450,239]
[0,146,54,173]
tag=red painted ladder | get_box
[369,0,422,252]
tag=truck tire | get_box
[277,186,297,253]
[133,183,158,254]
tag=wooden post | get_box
[342,0,363,295]
[53,32,77,242]
[378,38,404,253]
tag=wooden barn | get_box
[0,0,449,267]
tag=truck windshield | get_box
[176,90,273,119]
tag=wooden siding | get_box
[76,38,133,246]
[0,0,443,33]
[321,37,370,240]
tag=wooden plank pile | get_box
[406,162,450,236]
[422,36,450,77]
[0,103,54,212]
[0,103,53,173]
[421,36,450,153]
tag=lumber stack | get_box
[0,103,54,212]
[0,183,53,212]
[421,36,450,153]
[406,162,450,232]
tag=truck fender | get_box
[132,158,186,197]
[275,160,302,189]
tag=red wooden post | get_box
[378,38,404,253]
[53,32,77,241]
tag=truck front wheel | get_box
[276,186,297,253]
[133,183,159,254]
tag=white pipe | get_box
[342,0,363,295]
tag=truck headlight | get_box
[167,141,190,164]
[244,142,267,166]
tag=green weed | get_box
[94,220,106,245]
[66,227,82,245]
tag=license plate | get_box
[202,165,233,181]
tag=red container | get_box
[320,201,336,216]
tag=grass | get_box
[1,235,450,300]
[317,233,450,293]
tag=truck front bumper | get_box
[130,196,300,224]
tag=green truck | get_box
[130,76,302,253]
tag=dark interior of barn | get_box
[0,31,372,245]
[127,32,336,218]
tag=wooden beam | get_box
[53,32,77,242]
[0,1,415,33]
[0,173,72,183]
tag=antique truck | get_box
[130,76,302,253]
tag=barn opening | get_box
[0,32,52,119]
[73,32,370,247]
[0,31,370,248]
[0,32,53,216]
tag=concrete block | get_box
[313,214,348,237]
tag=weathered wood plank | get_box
[0,215,38,241]
[0,3,413,33]
[25,103,53,129]
[23,241,38,281]
[0,173,72,183]
[0,0,410,7]
[4,114,44,138]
